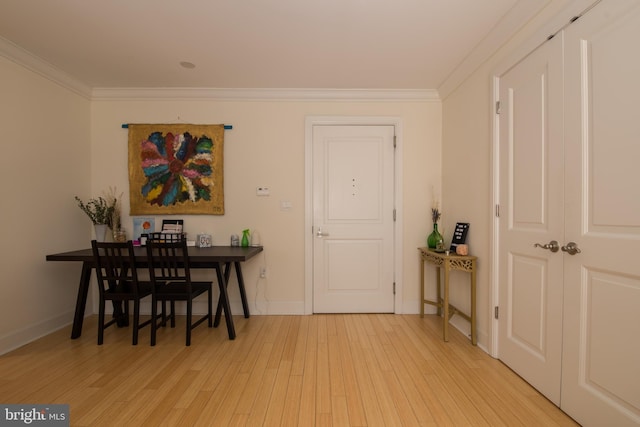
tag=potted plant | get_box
[75,191,118,242]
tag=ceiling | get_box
[0,0,548,92]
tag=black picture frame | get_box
[162,219,184,233]
[450,222,469,252]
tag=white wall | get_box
[91,95,441,315]
[0,57,91,353]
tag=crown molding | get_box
[437,0,554,100]
[0,36,92,99]
[90,87,440,102]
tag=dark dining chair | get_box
[91,240,153,345]
[146,239,213,346]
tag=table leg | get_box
[443,262,450,342]
[215,261,251,324]
[71,261,92,339]
[214,262,236,339]
[234,261,250,318]
[214,262,234,327]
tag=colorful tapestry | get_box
[128,124,224,215]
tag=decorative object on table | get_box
[450,222,470,252]
[156,219,185,242]
[427,202,444,251]
[456,244,469,256]
[133,217,155,244]
[250,230,261,247]
[75,193,116,242]
[196,233,212,248]
[127,123,225,215]
[230,234,239,246]
[241,229,250,247]
[105,187,126,242]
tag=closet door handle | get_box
[561,242,581,255]
[534,240,559,252]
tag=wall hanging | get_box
[127,123,225,215]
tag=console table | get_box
[419,247,477,345]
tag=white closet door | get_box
[497,33,565,405]
[561,0,640,425]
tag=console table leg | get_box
[435,266,442,316]
[471,265,477,345]
[420,258,425,318]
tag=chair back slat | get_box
[146,239,192,285]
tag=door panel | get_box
[313,125,395,313]
[498,33,564,405]
[561,1,640,424]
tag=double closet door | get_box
[497,1,640,425]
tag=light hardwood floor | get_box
[0,314,579,426]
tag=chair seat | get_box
[105,281,153,299]
[154,281,211,300]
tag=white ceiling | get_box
[0,0,549,92]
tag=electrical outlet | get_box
[256,187,270,196]
[260,267,267,278]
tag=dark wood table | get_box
[46,245,263,340]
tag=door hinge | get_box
[494,306,499,319]
[393,209,396,221]
[495,204,500,217]
[495,101,501,115]
[393,282,396,295]
[393,135,397,148]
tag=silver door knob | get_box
[534,240,559,252]
[561,242,581,255]
[316,227,329,237]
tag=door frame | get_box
[304,116,403,314]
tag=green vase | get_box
[427,223,443,250]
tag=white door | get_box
[312,125,395,313]
[561,1,640,425]
[497,34,565,404]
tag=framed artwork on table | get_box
[450,222,470,252]
[133,217,155,241]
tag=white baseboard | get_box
[0,311,74,356]
[1,301,490,356]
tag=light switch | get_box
[280,200,292,211]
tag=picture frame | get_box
[161,219,184,233]
[450,222,470,252]
[132,217,155,241]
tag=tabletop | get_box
[46,245,263,263]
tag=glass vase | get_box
[113,229,127,242]
[427,223,443,250]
